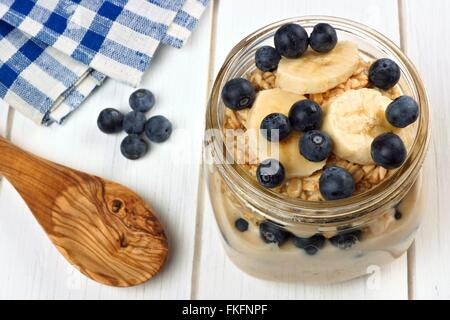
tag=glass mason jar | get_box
[204,16,430,283]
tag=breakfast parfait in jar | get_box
[204,17,430,283]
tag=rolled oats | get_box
[248,69,276,91]
[353,169,365,184]
[310,93,324,105]
[362,165,376,174]
[286,178,303,198]
[379,167,388,180]
[225,109,242,129]
[236,109,249,127]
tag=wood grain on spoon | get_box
[0,136,168,287]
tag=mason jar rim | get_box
[205,16,430,226]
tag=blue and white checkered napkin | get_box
[0,0,209,125]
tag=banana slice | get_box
[322,88,408,165]
[246,88,327,178]
[276,41,360,95]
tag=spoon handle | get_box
[0,135,23,178]
[0,136,84,227]
[0,136,55,189]
[0,135,69,188]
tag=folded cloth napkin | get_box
[0,0,209,125]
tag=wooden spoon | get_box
[0,136,168,287]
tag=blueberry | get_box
[145,115,172,143]
[386,96,419,128]
[309,23,338,53]
[292,234,326,256]
[256,159,285,189]
[330,230,362,250]
[129,89,155,113]
[394,208,402,220]
[221,78,256,110]
[369,58,401,90]
[123,111,146,134]
[300,130,332,162]
[97,108,124,134]
[260,113,291,142]
[319,166,355,200]
[289,99,322,132]
[235,218,249,232]
[120,134,148,160]
[255,46,281,72]
[259,221,289,246]
[274,23,309,58]
[371,133,407,169]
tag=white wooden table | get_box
[0,0,448,300]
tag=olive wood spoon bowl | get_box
[0,136,168,287]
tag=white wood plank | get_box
[0,5,213,299]
[0,101,11,219]
[402,0,450,300]
[0,100,9,137]
[195,0,408,299]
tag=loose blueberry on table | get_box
[120,134,148,160]
[97,88,174,160]
[97,108,124,134]
[129,88,155,113]
[145,115,173,143]
[123,111,147,134]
